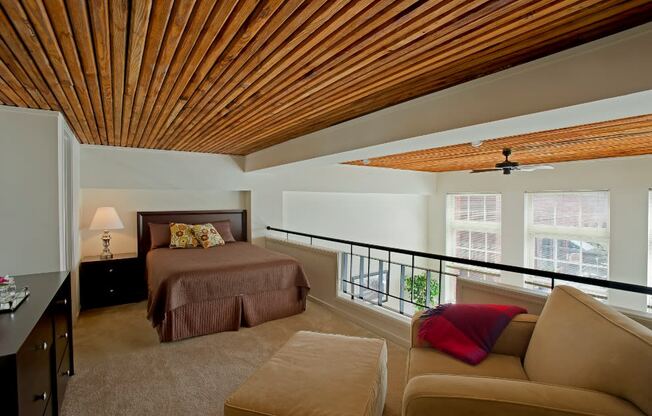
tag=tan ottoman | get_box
[225,330,388,416]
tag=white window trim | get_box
[446,193,502,275]
[524,191,610,297]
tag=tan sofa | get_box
[403,285,652,416]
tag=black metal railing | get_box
[267,226,652,315]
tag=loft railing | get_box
[266,226,652,316]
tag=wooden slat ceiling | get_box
[345,114,652,172]
[0,1,651,155]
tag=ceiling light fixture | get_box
[471,140,484,148]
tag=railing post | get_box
[400,265,406,315]
[367,247,371,291]
[377,260,384,306]
[411,255,415,302]
[438,259,443,305]
[359,255,365,299]
[425,270,431,308]
[386,251,391,302]
[341,252,349,294]
[350,245,354,300]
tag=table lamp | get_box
[89,207,124,259]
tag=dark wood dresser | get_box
[0,271,73,416]
[80,254,145,310]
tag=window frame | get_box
[524,190,610,298]
[445,193,502,280]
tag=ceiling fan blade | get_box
[470,168,501,173]
[518,165,555,172]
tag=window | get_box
[525,191,609,298]
[446,194,501,281]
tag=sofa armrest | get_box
[403,374,643,416]
[411,311,538,359]
[410,310,427,348]
[491,314,538,358]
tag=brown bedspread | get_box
[146,242,310,327]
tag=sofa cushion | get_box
[524,286,652,415]
[407,348,528,381]
[225,331,387,416]
[403,374,644,416]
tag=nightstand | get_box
[79,253,146,310]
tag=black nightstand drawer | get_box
[80,255,145,310]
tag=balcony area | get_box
[265,227,652,347]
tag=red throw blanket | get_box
[418,304,527,365]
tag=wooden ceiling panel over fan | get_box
[345,114,652,173]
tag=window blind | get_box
[447,194,501,281]
[525,191,609,298]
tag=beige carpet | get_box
[61,300,407,416]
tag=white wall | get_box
[432,155,652,311]
[79,145,436,257]
[0,106,62,275]
[283,191,429,252]
[80,188,248,255]
[79,146,250,255]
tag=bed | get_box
[137,210,310,342]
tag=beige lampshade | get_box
[89,207,124,230]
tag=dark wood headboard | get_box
[136,210,248,260]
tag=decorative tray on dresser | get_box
[0,271,74,416]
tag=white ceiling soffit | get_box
[244,23,652,173]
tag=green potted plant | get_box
[404,272,440,310]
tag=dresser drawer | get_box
[55,344,71,412]
[53,311,70,368]
[43,396,53,416]
[16,314,53,416]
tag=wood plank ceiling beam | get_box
[232,0,650,155]
[0,0,649,159]
[195,0,645,154]
[344,114,652,172]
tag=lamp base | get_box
[100,230,113,259]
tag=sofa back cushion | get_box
[524,286,652,414]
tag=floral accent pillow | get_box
[169,223,198,248]
[192,223,225,248]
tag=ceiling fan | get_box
[470,148,554,175]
